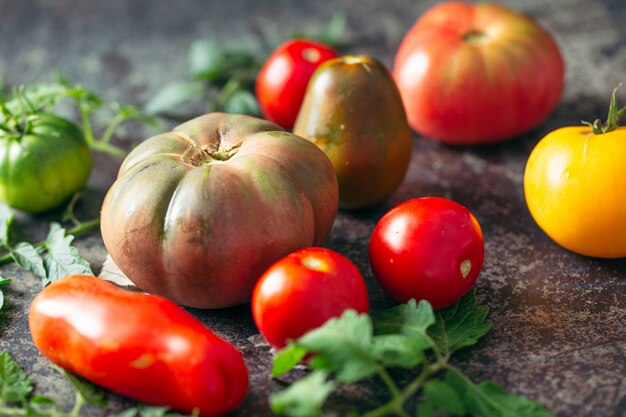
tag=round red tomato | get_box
[252,247,369,349]
[393,2,564,144]
[369,197,484,309]
[256,39,339,129]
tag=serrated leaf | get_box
[296,310,376,383]
[423,379,466,416]
[42,223,93,285]
[144,81,204,115]
[11,242,47,280]
[372,299,435,349]
[428,290,492,356]
[0,350,33,404]
[370,334,425,368]
[273,344,308,377]
[58,368,107,406]
[0,204,14,248]
[445,370,555,417]
[270,370,335,417]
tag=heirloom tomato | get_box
[393,1,564,144]
[369,197,484,309]
[524,87,626,258]
[0,113,92,212]
[100,113,338,308]
[256,39,339,129]
[29,275,248,417]
[252,247,369,349]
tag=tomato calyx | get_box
[582,83,626,134]
[180,141,242,166]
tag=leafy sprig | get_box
[0,350,196,417]
[582,83,626,134]
[270,291,555,417]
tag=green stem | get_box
[78,103,95,145]
[0,406,27,416]
[89,140,128,159]
[69,391,84,417]
[98,113,125,145]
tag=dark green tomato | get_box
[101,113,338,309]
[294,55,413,209]
[0,114,92,212]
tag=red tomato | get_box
[256,39,339,129]
[393,2,564,144]
[369,197,484,309]
[29,276,248,417]
[252,247,369,349]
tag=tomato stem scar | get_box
[460,260,472,278]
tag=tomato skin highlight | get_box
[393,1,564,144]
[29,275,248,417]
[369,197,484,309]
[524,126,626,258]
[256,39,339,129]
[252,247,369,349]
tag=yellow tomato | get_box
[524,124,626,258]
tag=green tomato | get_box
[0,114,92,212]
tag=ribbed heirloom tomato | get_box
[252,247,369,349]
[256,39,339,129]
[369,197,484,309]
[524,87,626,258]
[29,275,248,417]
[393,1,564,144]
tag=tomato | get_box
[524,88,626,258]
[369,197,484,309]
[256,39,339,129]
[0,113,92,212]
[252,247,369,349]
[29,275,248,417]
[294,55,413,209]
[101,113,338,309]
[393,2,564,144]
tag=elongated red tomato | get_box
[29,275,248,417]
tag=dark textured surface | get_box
[0,0,625,416]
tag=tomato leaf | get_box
[272,344,308,378]
[428,290,492,357]
[318,12,347,48]
[444,369,555,417]
[371,298,435,345]
[0,350,33,405]
[11,242,47,282]
[188,40,229,81]
[369,334,426,368]
[295,310,376,383]
[57,367,107,406]
[42,223,93,285]
[0,204,14,248]
[144,80,205,115]
[221,89,260,116]
[269,370,334,417]
[422,379,467,416]
[0,278,11,311]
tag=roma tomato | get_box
[29,275,248,417]
[252,247,369,349]
[101,113,338,309]
[0,113,92,212]
[393,2,564,144]
[524,87,626,258]
[256,39,339,129]
[369,197,484,309]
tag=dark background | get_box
[0,0,625,416]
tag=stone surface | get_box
[0,0,625,416]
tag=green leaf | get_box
[370,334,425,368]
[0,278,10,311]
[221,89,260,116]
[416,401,435,417]
[139,405,199,417]
[423,379,466,416]
[0,350,33,405]
[428,290,492,356]
[296,310,376,383]
[115,104,160,128]
[58,368,107,406]
[3,82,69,114]
[273,344,308,377]
[144,80,204,115]
[188,40,229,80]
[372,299,435,347]
[445,370,555,417]
[42,223,93,285]
[270,370,335,417]
[319,12,347,47]
[11,242,47,280]
[0,204,14,248]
